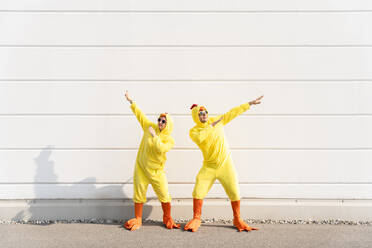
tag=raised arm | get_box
[219,103,250,125]
[125,91,151,130]
[216,95,264,125]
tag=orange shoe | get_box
[231,200,259,232]
[161,202,180,229]
[124,202,143,231]
[184,198,203,232]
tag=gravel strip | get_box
[1,218,371,225]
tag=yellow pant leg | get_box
[146,168,172,203]
[192,165,217,199]
[133,163,150,203]
[216,158,241,201]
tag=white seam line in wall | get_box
[0,148,371,151]
[1,198,372,201]
[1,45,372,48]
[1,79,372,82]
[1,10,372,13]
[0,114,371,116]
[1,182,372,185]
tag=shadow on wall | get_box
[11,146,153,223]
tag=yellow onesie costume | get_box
[190,103,250,201]
[184,103,259,232]
[124,102,180,231]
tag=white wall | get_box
[1,0,372,221]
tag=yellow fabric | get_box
[190,103,250,201]
[130,102,174,203]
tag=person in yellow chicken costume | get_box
[123,91,180,231]
[184,95,264,232]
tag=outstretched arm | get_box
[219,103,250,125]
[125,90,151,130]
[219,95,264,125]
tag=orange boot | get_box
[161,202,181,229]
[231,200,259,232]
[184,198,203,232]
[124,203,143,231]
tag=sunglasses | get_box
[198,111,208,116]
[158,118,167,124]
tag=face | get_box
[158,116,167,131]
[198,110,208,123]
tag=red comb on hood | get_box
[190,104,198,110]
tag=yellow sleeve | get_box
[130,102,152,130]
[189,126,214,145]
[221,102,250,125]
[208,115,223,124]
[152,136,174,153]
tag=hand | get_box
[149,126,156,137]
[249,95,264,105]
[124,90,133,104]
[211,116,223,127]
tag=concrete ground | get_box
[1,222,372,248]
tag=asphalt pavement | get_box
[1,221,372,248]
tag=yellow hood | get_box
[191,104,208,127]
[158,112,174,135]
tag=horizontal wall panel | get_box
[1,150,372,183]
[1,183,371,199]
[0,82,371,115]
[0,0,371,11]
[0,116,370,149]
[0,47,371,80]
[1,13,371,45]
[3,199,372,222]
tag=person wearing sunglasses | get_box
[123,91,180,231]
[185,95,264,232]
